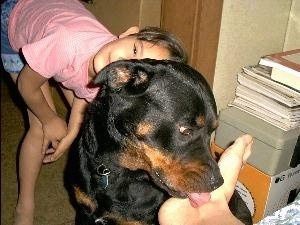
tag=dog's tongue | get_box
[188,192,211,208]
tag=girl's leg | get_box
[12,74,57,225]
[14,109,44,225]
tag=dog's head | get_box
[88,59,223,203]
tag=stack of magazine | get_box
[229,65,300,131]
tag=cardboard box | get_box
[212,143,300,223]
[215,107,300,176]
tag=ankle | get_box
[14,202,34,225]
[16,199,34,212]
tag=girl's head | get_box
[131,26,187,63]
[92,26,187,75]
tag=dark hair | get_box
[131,26,188,63]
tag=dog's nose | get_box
[210,174,224,190]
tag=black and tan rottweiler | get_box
[65,59,252,225]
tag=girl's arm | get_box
[17,64,68,153]
[43,96,88,163]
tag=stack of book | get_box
[229,49,300,131]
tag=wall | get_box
[284,0,300,50]
[213,0,299,111]
[83,0,161,35]
[160,0,223,87]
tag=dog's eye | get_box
[179,126,192,135]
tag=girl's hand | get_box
[41,115,67,155]
[43,129,77,163]
[43,97,88,163]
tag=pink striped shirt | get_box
[8,0,117,102]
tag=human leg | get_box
[1,2,44,224]
[13,76,57,225]
[14,108,44,225]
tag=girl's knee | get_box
[27,123,43,139]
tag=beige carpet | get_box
[1,74,75,225]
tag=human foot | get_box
[14,203,34,225]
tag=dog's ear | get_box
[93,59,153,94]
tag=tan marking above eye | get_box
[135,71,148,85]
[136,122,154,137]
[196,115,205,127]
